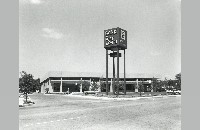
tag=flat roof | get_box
[41,71,162,82]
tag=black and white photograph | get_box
[19,0,181,129]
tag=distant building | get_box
[40,71,161,93]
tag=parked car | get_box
[19,94,35,104]
[19,97,24,107]
[174,90,181,95]
[84,91,99,95]
[166,90,181,95]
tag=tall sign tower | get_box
[104,27,127,95]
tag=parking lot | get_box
[19,93,181,130]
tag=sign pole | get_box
[106,49,108,95]
[124,49,126,95]
[113,51,115,94]
[117,48,119,96]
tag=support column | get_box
[151,84,154,92]
[41,83,44,93]
[89,78,92,91]
[135,78,138,92]
[98,79,101,92]
[44,82,46,93]
[60,77,62,93]
[150,79,154,92]
[106,49,108,95]
[113,51,115,94]
[124,49,126,95]
[117,48,119,95]
[80,78,82,92]
[48,79,53,93]
[110,78,113,92]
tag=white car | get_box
[166,90,181,95]
[19,98,24,107]
[174,90,181,95]
[166,90,173,93]
[19,94,35,105]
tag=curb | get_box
[168,95,181,97]
[66,95,181,101]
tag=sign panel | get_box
[110,52,121,57]
[104,27,127,50]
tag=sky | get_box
[19,0,181,80]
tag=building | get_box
[40,71,161,93]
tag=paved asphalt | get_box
[19,94,181,130]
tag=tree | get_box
[45,88,49,93]
[163,77,168,90]
[90,80,99,91]
[175,73,181,90]
[152,77,160,92]
[81,81,90,92]
[32,78,40,92]
[167,79,176,91]
[113,81,125,95]
[155,80,165,92]
[152,77,166,92]
[99,76,106,92]
[138,79,145,96]
[19,71,41,102]
[19,71,34,103]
